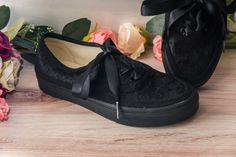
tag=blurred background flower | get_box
[0,5,23,122]
[117,23,146,59]
[153,35,162,62]
[0,33,22,122]
[0,51,22,92]
[84,23,147,59]
[88,29,117,45]
[0,31,13,59]
[0,97,9,121]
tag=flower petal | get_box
[153,35,163,62]
[88,29,117,45]
[0,98,10,122]
[118,23,146,57]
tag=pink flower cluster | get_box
[0,97,9,121]
[87,23,147,59]
[87,27,163,61]
[0,85,9,121]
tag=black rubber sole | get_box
[36,73,199,127]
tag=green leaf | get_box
[62,18,91,40]
[17,23,34,38]
[145,15,165,45]
[0,5,10,30]
[12,24,54,52]
[225,32,236,49]
[83,23,98,41]
[12,36,36,52]
[4,18,25,41]
[146,15,165,36]
[21,52,36,64]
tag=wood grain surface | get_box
[0,50,236,157]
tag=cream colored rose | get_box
[0,56,21,92]
[118,23,146,59]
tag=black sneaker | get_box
[141,0,236,87]
[35,33,199,127]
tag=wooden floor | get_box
[1,50,236,157]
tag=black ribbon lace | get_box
[141,0,236,37]
[71,39,148,119]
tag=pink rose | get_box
[89,29,117,45]
[0,31,13,60]
[153,35,163,62]
[0,98,10,121]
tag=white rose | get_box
[118,23,146,59]
[0,56,22,92]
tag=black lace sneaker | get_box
[142,0,236,87]
[35,33,199,127]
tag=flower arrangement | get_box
[60,18,148,59]
[13,18,149,62]
[63,17,163,61]
[0,5,23,121]
[84,23,147,59]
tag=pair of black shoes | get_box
[35,0,236,127]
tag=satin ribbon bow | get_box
[72,39,121,119]
[141,0,228,37]
[182,0,224,36]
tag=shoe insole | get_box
[45,38,102,69]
